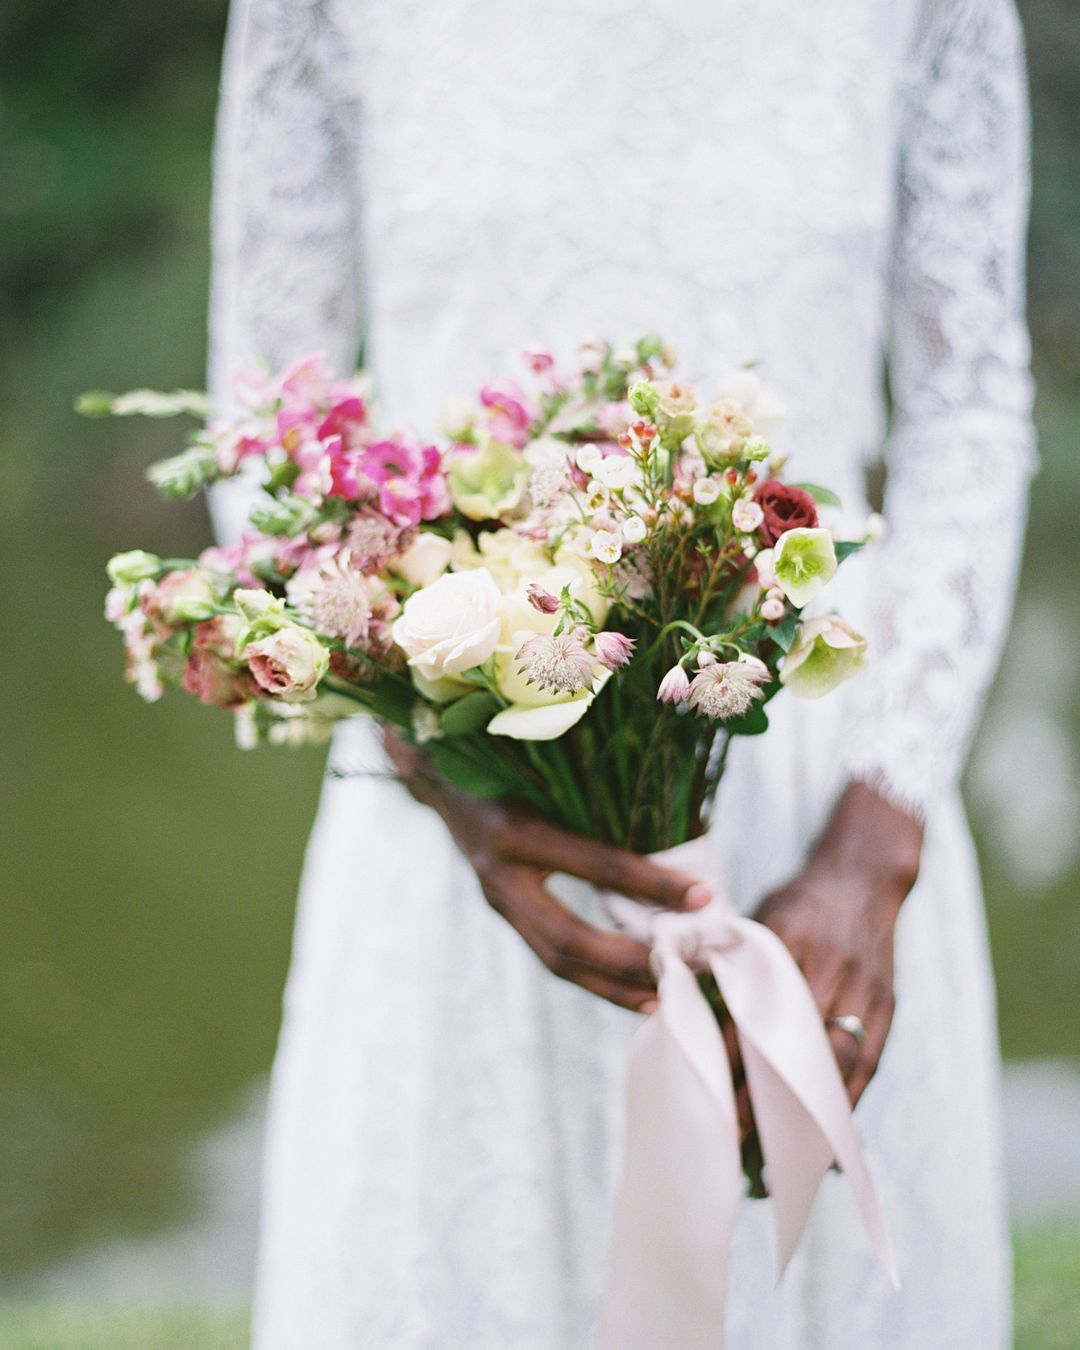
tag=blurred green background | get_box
[0,1,1077,1345]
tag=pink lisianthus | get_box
[479,380,533,448]
[141,569,215,635]
[245,625,329,702]
[183,616,253,709]
[183,647,255,708]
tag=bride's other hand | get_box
[382,729,712,1013]
[744,782,923,1116]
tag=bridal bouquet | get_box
[92,339,896,1341]
[95,336,868,853]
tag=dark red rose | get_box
[754,480,818,545]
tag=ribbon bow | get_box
[599,836,898,1350]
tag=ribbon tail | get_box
[600,954,741,1350]
[709,927,900,1290]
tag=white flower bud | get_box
[621,516,647,544]
[576,442,603,474]
[693,477,721,506]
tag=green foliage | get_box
[439,690,500,736]
[790,481,842,507]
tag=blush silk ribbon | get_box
[598,835,898,1350]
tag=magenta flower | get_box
[317,396,368,448]
[480,379,533,448]
[593,631,636,670]
[341,440,450,526]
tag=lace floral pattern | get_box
[207,1,1033,1345]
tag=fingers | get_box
[485,864,659,1011]
[510,817,712,911]
[826,975,895,1106]
[846,990,895,1106]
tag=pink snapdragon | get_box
[331,439,450,527]
[479,379,533,448]
[317,396,369,448]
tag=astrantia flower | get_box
[657,664,691,705]
[516,627,598,694]
[593,631,636,671]
[346,511,404,573]
[772,528,838,607]
[687,657,770,721]
[287,552,373,648]
[780,616,866,698]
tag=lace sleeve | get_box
[841,0,1037,817]
[206,0,363,545]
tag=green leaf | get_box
[426,743,509,799]
[835,539,866,562]
[366,679,417,729]
[439,690,499,736]
[768,613,798,652]
[724,703,770,737]
[791,481,842,508]
[76,388,211,419]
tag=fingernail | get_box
[640,1000,659,1015]
[685,882,712,910]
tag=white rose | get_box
[392,568,502,678]
[396,532,453,586]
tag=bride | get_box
[208,1,1035,1346]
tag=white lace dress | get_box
[208,1,1036,1345]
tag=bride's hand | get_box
[382,728,712,1013]
[728,782,922,1131]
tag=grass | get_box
[1015,1222,1080,1350]
[0,1225,1074,1350]
[0,1305,248,1350]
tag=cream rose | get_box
[396,532,453,587]
[392,567,502,678]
